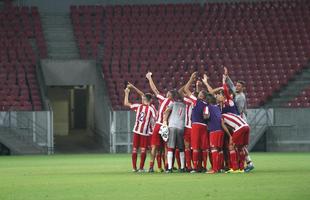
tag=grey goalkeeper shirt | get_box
[226,76,247,116]
[167,102,186,129]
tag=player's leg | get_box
[132,133,139,172]
[207,131,223,173]
[176,128,185,172]
[233,127,246,171]
[223,134,230,171]
[190,124,200,173]
[201,127,209,172]
[184,128,192,171]
[149,124,161,172]
[166,127,177,173]
[217,131,225,172]
[138,135,148,172]
[243,126,254,172]
[174,148,181,170]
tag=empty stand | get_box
[0,4,46,111]
[71,0,310,110]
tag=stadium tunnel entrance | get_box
[47,86,103,153]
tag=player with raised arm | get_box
[162,95,186,173]
[204,94,232,174]
[184,72,209,173]
[202,74,239,115]
[124,85,156,172]
[224,67,254,172]
[146,72,175,173]
[127,82,157,152]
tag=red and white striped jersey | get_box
[183,96,195,128]
[148,104,157,135]
[130,103,156,136]
[222,113,248,131]
[156,94,173,124]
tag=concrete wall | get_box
[41,59,96,86]
[47,87,70,136]
[266,108,310,152]
[93,66,112,152]
[15,0,281,13]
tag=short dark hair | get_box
[144,93,153,102]
[169,90,178,99]
[192,91,199,97]
[199,90,208,98]
[206,93,216,104]
[237,80,245,87]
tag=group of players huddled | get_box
[123,67,254,174]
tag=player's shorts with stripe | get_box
[183,127,191,143]
[232,125,250,146]
[151,123,164,147]
[209,130,224,148]
[191,123,209,150]
[133,133,149,149]
[167,127,185,150]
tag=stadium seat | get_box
[70,0,310,109]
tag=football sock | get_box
[229,150,239,170]
[175,149,181,169]
[202,150,208,169]
[132,149,138,170]
[185,148,192,169]
[238,147,245,170]
[149,161,154,169]
[211,149,219,171]
[156,153,162,169]
[139,149,146,170]
[198,151,202,170]
[179,151,185,169]
[167,150,174,170]
[193,150,199,170]
[219,150,224,170]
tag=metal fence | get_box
[0,111,54,154]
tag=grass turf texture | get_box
[0,153,309,200]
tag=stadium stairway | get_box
[265,62,310,107]
[41,13,79,59]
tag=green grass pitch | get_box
[0,153,310,200]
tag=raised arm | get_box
[223,75,232,101]
[224,67,236,94]
[184,72,197,97]
[146,72,160,96]
[128,82,144,97]
[202,74,218,95]
[178,85,186,98]
[123,87,132,107]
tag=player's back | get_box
[168,102,186,129]
[222,112,247,130]
[207,104,222,132]
[191,99,208,125]
[132,104,156,135]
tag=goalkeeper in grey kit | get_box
[163,96,186,173]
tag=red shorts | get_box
[233,126,250,146]
[184,127,191,143]
[191,123,209,150]
[133,133,149,149]
[209,130,224,148]
[151,123,164,147]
